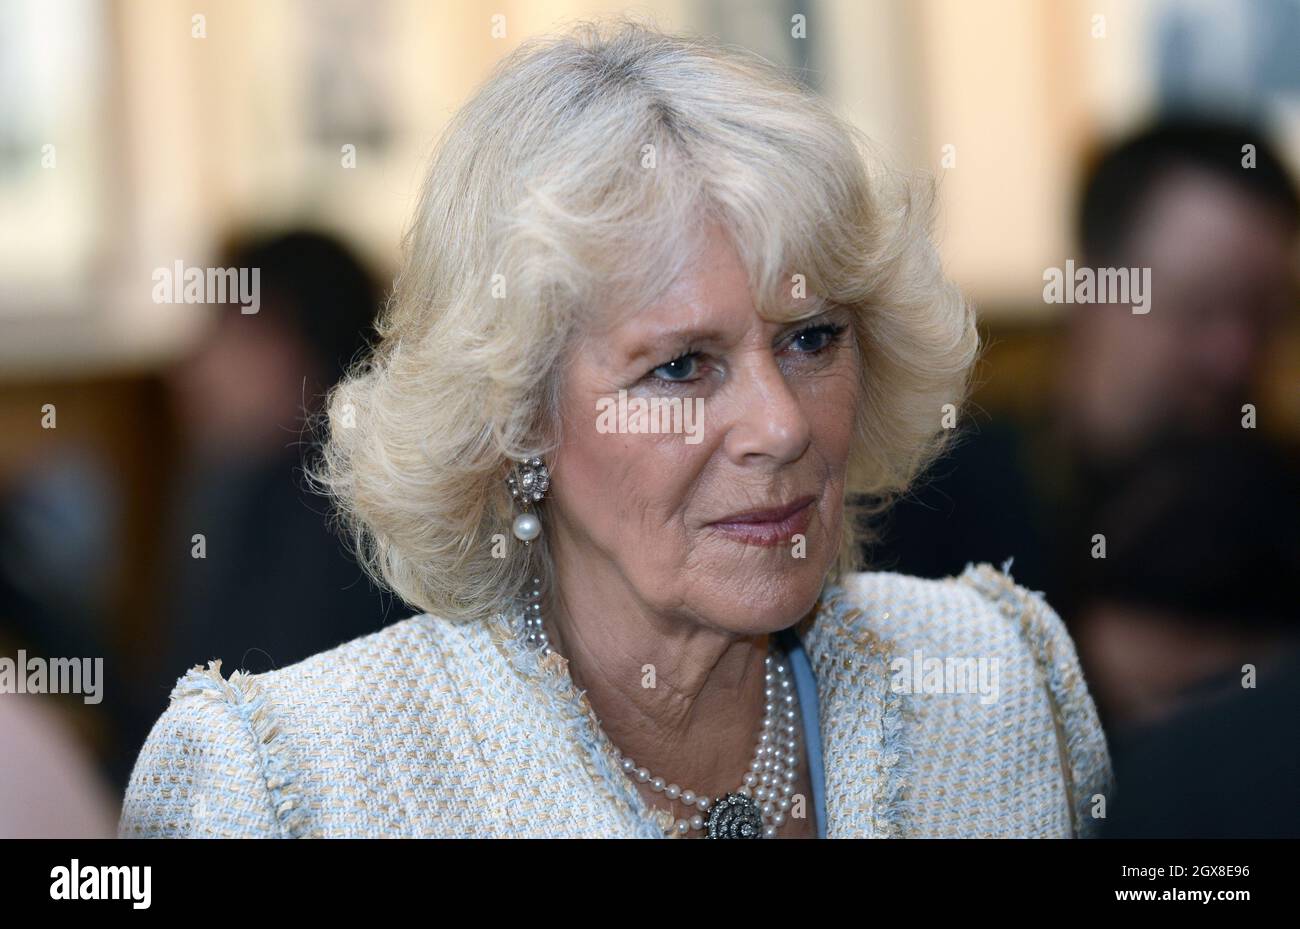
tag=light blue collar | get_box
[776,625,827,838]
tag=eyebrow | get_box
[620,324,733,366]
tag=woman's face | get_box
[548,226,860,635]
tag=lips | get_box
[706,495,817,547]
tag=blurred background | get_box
[1,0,1297,838]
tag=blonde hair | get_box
[313,19,978,622]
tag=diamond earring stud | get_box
[507,457,549,542]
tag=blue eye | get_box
[652,353,698,382]
[644,322,845,386]
[789,323,846,353]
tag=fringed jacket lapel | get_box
[800,581,911,838]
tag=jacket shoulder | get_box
[823,562,1113,836]
[948,561,1113,834]
[118,659,292,837]
[118,613,457,838]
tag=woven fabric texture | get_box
[119,562,1113,838]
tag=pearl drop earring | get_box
[512,512,541,542]
[506,456,549,542]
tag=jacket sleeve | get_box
[961,562,1115,837]
[118,660,304,838]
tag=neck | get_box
[545,565,773,814]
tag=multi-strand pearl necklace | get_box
[519,578,803,838]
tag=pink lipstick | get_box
[706,495,816,547]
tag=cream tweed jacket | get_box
[119,562,1113,838]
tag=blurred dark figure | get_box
[123,230,394,767]
[874,117,1300,837]
[1062,118,1300,714]
[0,520,118,837]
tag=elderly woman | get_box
[120,22,1111,839]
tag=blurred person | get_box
[0,689,117,838]
[1060,118,1300,728]
[0,541,118,837]
[1065,121,1300,837]
[1063,118,1297,456]
[876,117,1300,836]
[118,22,1110,839]
[1081,433,1300,838]
[122,230,395,761]
[0,444,134,805]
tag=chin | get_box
[695,558,833,636]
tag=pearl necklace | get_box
[519,579,803,838]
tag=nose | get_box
[721,353,812,466]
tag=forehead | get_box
[590,227,758,357]
[1135,169,1296,271]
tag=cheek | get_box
[551,391,709,546]
[801,359,860,471]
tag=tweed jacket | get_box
[119,562,1113,838]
